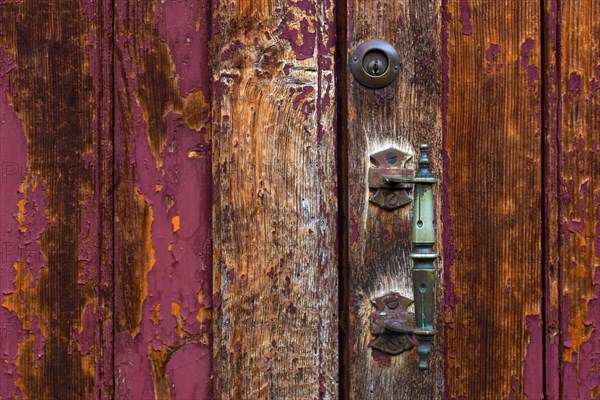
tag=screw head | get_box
[386,152,398,165]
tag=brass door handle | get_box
[409,144,437,369]
[369,144,438,369]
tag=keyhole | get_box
[368,60,381,75]
[362,50,388,77]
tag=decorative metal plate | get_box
[370,292,417,355]
[350,39,401,89]
[368,148,414,211]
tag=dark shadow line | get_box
[335,0,349,397]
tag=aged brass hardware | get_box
[368,148,413,210]
[350,39,400,89]
[369,144,438,369]
[370,292,417,355]
[410,144,437,369]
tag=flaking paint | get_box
[114,1,212,398]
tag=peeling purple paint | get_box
[524,315,543,399]
[166,344,212,400]
[460,0,472,36]
[281,10,317,61]
[486,43,500,74]
[115,334,155,399]
[520,39,539,87]
[595,190,600,258]
[0,46,27,398]
[226,268,235,286]
[568,72,583,96]
[157,0,209,95]
[562,272,600,399]
[546,306,560,398]
[114,1,212,398]
[292,86,316,115]
[561,293,573,349]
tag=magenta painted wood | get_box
[113,1,213,399]
[0,41,30,400]
[1,1,114,398]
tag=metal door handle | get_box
[409,144,437,369]
[369,144,438,369]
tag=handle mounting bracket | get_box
[369,292,417,355]
[368,148,414,210]
[368,144,438,369]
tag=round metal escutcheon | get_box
[350,39,400,89]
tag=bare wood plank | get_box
[0,0,112,398]
[212,0,338,398]
[113,1,213,398]
[557,2,600,398]
[345,1,443,399]
[444,1,544,398]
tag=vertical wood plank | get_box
[113,1,213,399]
[0,0,113,398]
[346,1,443,399]
[212,0,338,398]
[444,1,544,398]
[557,2,600,398]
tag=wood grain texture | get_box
[557,2,600,399]
[346,1,443,399]
[212,0,338,398]
[444,1,544,398]
[0,1,113,398]
[113,1,213,399]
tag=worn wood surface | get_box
[444,1,544,398]
[0,1,113,398]
[113,1,213,399]
[2,1,599,399]
[212,0,338,398]
[556,1,600,399]
[345,1,443,399]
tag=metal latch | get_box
[370,292,417,355]
[369,144,438,369]
[368,148,414,210]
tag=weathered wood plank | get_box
[557,2,600,398]
[212,0,338,398]
[0,1,113,398]
[113,1,213,399]
[444,1,544,398]
[345,1,443,399]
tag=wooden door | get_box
[0,1,598,399]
